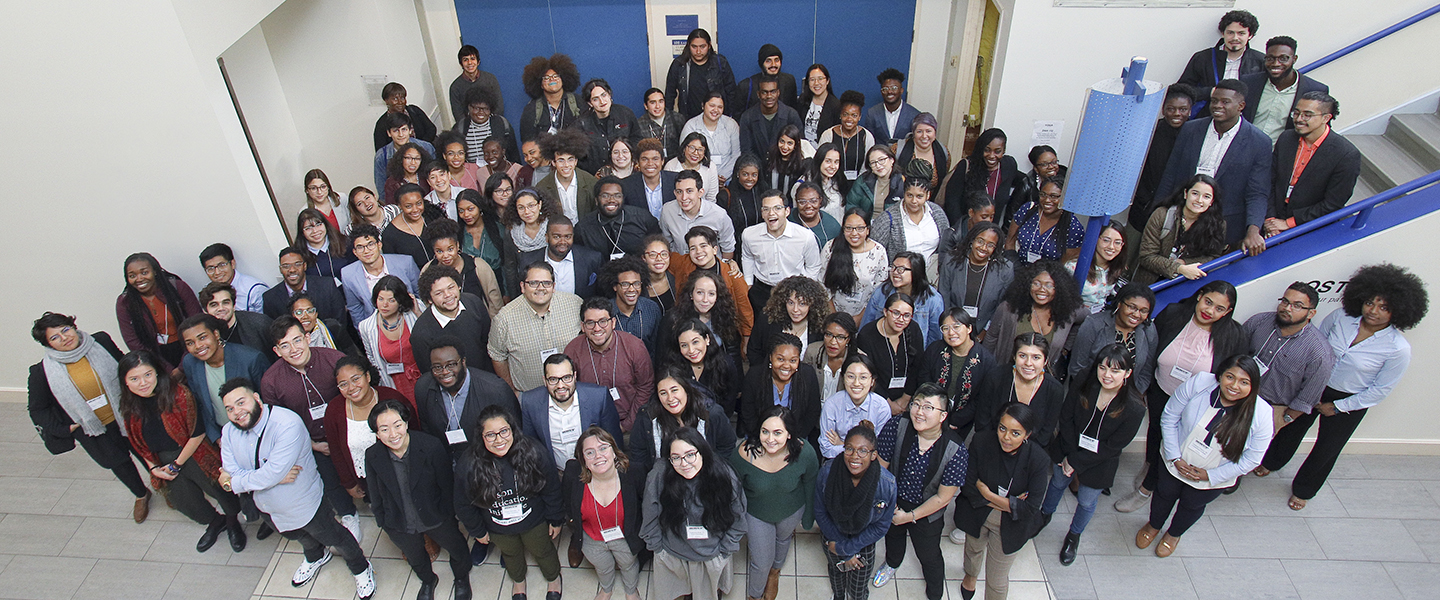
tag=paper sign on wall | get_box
[1032,120,1064,146]
[363,76,389,107]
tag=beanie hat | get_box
[757,44,783,68]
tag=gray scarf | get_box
[41,331,126,437]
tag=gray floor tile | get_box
[1209,516,1324,559]
[39,446,121,481]
[1401,519,1440,562]
[1084,555,1197,600]
[143,520,234,565]
[0,476,73,515]
[1329,478,1440,519]
[1239,475,1350,518]
[60,516,163,560]
[72,558,181,600]
[1307,518,1428,562]
[0,554,97,600]
[1036,551,1096,600]
[0,441,57,477]
[1383,562,1440,600]
[49,478,149,520]
[162,563,266,600]
[0,513,86,556]
[1282,559,1398,600]
[1182,557,1298,599]
[1355,455,1440,481]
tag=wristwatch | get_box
[1283,414,1295,424]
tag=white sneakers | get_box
[948,529,966,545]
[871,564,895,587]
[341,513,364,544]
[292,550,332,587]
[355,562,376,599]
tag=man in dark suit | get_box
[1240,36,1328,144]
[413,337,520,457]
[532,129,597,222]
[574,176,662,260]
[861,68,921,148]
[518,354,623,472]
[1176,10,1265,116]
[520,220,605,298]
[1263,92,1362,237]
[1156,79,1273,255]
[261,247,347,326]
[622,138,678,219]
[737,75,803,163]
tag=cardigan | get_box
[115,277,202,359]
[324,385,414,490]
[728,442,819,527]
[935,254,1014,334]
[868,201,953,264]
[1047,388,1145,489]
[1067,309,1159,394]
[952,430,1050,555]
[981,301,1089,377]
[562,458,647,557]
[366,431,455,533]
[737,361,822,442]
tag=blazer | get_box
[261,276,348,326]
[27,332,128,461]
[1155,117,1273,244]
[534,170,598,221]
[861,102,920,147]
[1239,72,1329,133]
[953,431,1050,554]
[562,458,647,557]
[1048,388,1145,490]
[340,257,422,326]
[182,343,271,441]
[519,383,624,471]
[945,155,1022,229]
[1268,128,1362,225]
[737,362,822,442]
[413,367,520,455]
[972,366,1067,447]
[519,245,605,298]
[1176,43,1265,111]
[935,254,1014,333]
[620,171,678,214]
[366,431,456,532]
[227,310,276,359]
[1067,310,1159,394]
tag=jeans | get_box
[1040,464,1103,535]
[312,449,357,517]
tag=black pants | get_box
[883,511,945,600]
[312,448,357,516]
[1148,467,1223,537]
[156,449,240,525]
[387,518,471,584]
[1261,388,1365,500]
[274,499,369,574]
[78,422,149,498]
[749,281,774,321]
[1141,385,1173,491]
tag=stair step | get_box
[1350,177,1378,205]
[1389,113,1440,172]
[1349,134,1430,190]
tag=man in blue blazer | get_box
[1156,79,1273,255]
[261,247,348,325]
[519,354,622,473]
[1239,36,1328,143]
[622,140,679,218]
[519,220,605,299]
[861,68,921,147]
[178,314,270,442]
[340,224,422,325]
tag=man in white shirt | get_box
[741,190,822,309]
[518,220,604,298]
[535,129,597,223]
[423,162,466,220]
[659,170,736,257]
[199,243,269,313]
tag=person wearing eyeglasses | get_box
[814,423,896,600]
[640,427,747,600]
[937,221,1013,337]
[321,355,412,510]
[913,308,994,440]
[1005,176,1082,266]
[198,243,269,314]
[562,427,646,600]
[565,297,654,433]
[805,313,862,400]
[602,257,663,353]
[816,354,889,460]
[1239,283,1335,440]
[861,252,944,346]
[741,191,824,311]
[456,405,566,600]
[575,176,663,261]
[1238,36,1328,144]
[341,223,422,326]
[287,294,358,357]
[1261,91,1361,238]
[490,262,585,393]
[981,260,1087,375]
[855,293,924,415]
[261,247,346,325]
[1068,284,1158,398]
[414,336,519,457]
[953,402,1049,600]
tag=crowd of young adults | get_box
[26,10,1430,600]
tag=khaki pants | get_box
[963,511,1019,600]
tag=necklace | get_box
[380,314,402,331]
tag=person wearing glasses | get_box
[745,276,831,368]
[1005,176,1082,266]
[805,312,862,399]
[870,384,966,597]
[823,209,889,322]
[565,297,654,433]
[1260,91,1361,238]
[815,423,896,600]
[981,260,1087,375]
[913,308,994,440]
[740,191,824,312]
[954,402,1050,600]
[198,243,269,314]
[341,223,422,326]
[855,293,925,416]
[457,405,566,600]
[1068,284,1159,398]
[562,427,647,600]
[574,176,662,261]
[937,222,1013,337]
[640,427,747,600]
[816,355,890,460]
[286,294,358,356]
[1014,146,1068,216]
[862,252,944,346]
[414,336,519,456]
[602,257,663,353]
[489,262,584,393]
[790,182,842,250]
[321,355,412,509]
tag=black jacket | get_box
[1047,389,1145,490]
[453,114,520,165]
[946,155,1021,230]
[366,431,456,532]
[1176,42,1266,111]
[1239,72,1329,134]
[621,172,678,214]
[575,205,663,259]
[262,277,348,327]
[1130,120,1186,231]
[666,53,737,120]
[374,105,438,150]
[410,294,493,373]
[737,104,803,164]
[575,105,642,173]
[413,367,520,456]
[628,400,737,477]
[1268,128,1362,225]
[734,72,798,115]
[973,366,1066,448]
[912,340,995,436]
[226,310,277,361]
[745,311,825,368]
[953,430,1050,554]
[27,332,127,459]
[563,459,647,557]
[1153,301,1251,377]
[738,362,822,443]
[519,245,606,299]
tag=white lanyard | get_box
[587,342,620,388]
[600,212,628,256]
[1256,329,1293,365]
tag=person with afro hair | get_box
[1257,262,1428,510]
[533,128,596,223]
[520,53,583,143]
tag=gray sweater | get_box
[640,462,747,561]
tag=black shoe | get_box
[256,521,275,541]
[197,516,226,552]
[1222,478,1242,495]
[1101,487,1112,496]
[545,591,562,600]
[416,578,437,600]
[470,540,490,566]
[1059,532,1081,566]
[959,585,976,600]
[454,577,473,600]
[226,516,248,552]
[1038,512,1053,533]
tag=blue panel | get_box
[1066,85,1164,217]
[666,14,699,36]
[716,0,814,98]
[814,0,917,108]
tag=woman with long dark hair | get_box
[814,423,896,600]
[972,333,1066,449]
[665,132,721,205]
[382,184,434,270]
[794,142,845,223]
[383,143,433,203]
[116,252,202,368]
[658,272,744,384]
[117,350,244,552]
[724,153,765,231]
[596,137,636,180]
[1134,174,1227,285]
[954,402,1050,600]
[747,276,831,365]
[854,293,925,415]
[1069,222,1130,313]
[981,260,1086,374]
[805,312,861,399]
[629,368,738,478]
[563,427,646,600]
[914,307,995,439]
[944,128,1021,227]
[456,405,565,599]
[294,207,354,281]
[641,426,747,600]
[457,186,508,296]
[767,124,812,199]
[347,186,399,237]
[730,406,818,600]
[938,222,1014,336]
[862,252,944,346]
[1040,345,1145,564]
[1115,280,1249,513]
[323,355,412,503]
[1138,355,1270,557]
[823,209,889,322]
[658,318,739,416]
[641,235,680,313]
[739,333,822,441]
[799,64,841,145]
[304,168,352,234]
[1006,176,1083,265]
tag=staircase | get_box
[1348,105,1440,200]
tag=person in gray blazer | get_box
[520,354,623,473]
[341,224,422,325]
[1067,284,1159,394]
[178,314,270,443]
[936,221,1013,334]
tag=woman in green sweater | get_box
[729,405,819,600]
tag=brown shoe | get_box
[425,534,441,562]
[567,533,583,568]
[133,492,152,524]
[1134,523,1159,549]
[1155,534,1180,558]
[763,568,780,600]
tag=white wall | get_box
[986,0,1440,169]
[907,0,957,115]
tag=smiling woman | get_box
[116,252,203,369]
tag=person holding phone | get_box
[814,423,895,600]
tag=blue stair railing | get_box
[1299,3,1440,73]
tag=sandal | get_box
[1288,496,1307,511]
[1252,466,1271,478]
[1135,524,1159,549]
[1155,534,1180,558]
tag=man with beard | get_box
[1176,10,1264,114]
[734,43,797,114]
[411,264,492,373]
[563,298,653,433]
[218,379,375,597]
[414,337,519,456]
[489,263,584,393]
[1240,36,1328,143]
[520,219,605,297]
[1262,92,1361,236]
[261,247,346,326]
[575,176,661,260]
[862,68,920,147]
[737,75,803,163]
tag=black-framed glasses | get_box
[525,280,555,289]
[482,426,512,442]
[545,373,577,385]
[1277,298,1313,311]
[668,450,701,465]
[842,446,874,457]
[431,360,463,374]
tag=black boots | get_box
[1059,532,1081,566]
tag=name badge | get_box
[609,387,621,401]
[888,376,907,389]
[995,485,1009,497]
[86,394,109,411]
[600,526,624,542]
[385,362,405,375]
[962,305,978,318]
[308,404,327,420]
[1079,434,1100,453]
[1286,185,1294,200]
[1170,365,1193,381]
[1255,359,1270,376]
[156,334,170,344]
[685,525,709,540]
[500,502,524,520]
[446,429,468,445]
[610,252,626,261]
[843,169,860,181]
[1186,438,1215,460]
[540,348,559,362]
[1025,251,1041,264]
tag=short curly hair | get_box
[1001,259,1084,328]
[522,54,580,99]
[762,275,833,332]
[1342,263,1429,330]
[539,128,590,161]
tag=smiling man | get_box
[1128,84,1197,262]
[520,219,605,297]
[410,264,492,374]
[449,44,504,125]
[489,262,584,393]
[413,336,518,455]
[621,138,678,218]
[563,297,653,433]
[340,223,421,325]
[659,170,736,256]
[1177,10,1265,112]
[1240,36,1329,143]
[200,282,275,357]
[372,81,436,151]
[261,247,346,325]
[180,314,269,443]
[534,128,596,223]
[520,352,623,471]
[861,68,920,147]
[1263,92,1361,236]
[741,190,822,309]
[199,243,269,314]
[575,176,662,260]
[737,75,803,163]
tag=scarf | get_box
[824,454,880,536]
[511,220,549,253]
[309,320,337,350]
[124,386,223,489]
[41,331,126,437]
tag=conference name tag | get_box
[1025,252,1041,264]
[609,387,621,401]
[601,526,624,542]
[844,170,860,181]
[685,525,709,540]
[86,394,109,411]
[500,502,524,520]
[386,362,405,375]
[446,429,468,445]
[610,252,626,261]
[540,348,560,362]
[1079,434,1100,453]
[309,404,327,420]
[1255,359,1270,376]
[963,306,978,318]
[1187,438,1215,460]
[1170,365,1193,381]
[996,485,1009,497]
[889,376,907,389]
[156,334,170,344]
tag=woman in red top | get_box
[357,276,422,403]
[324,355,414,500]
[563,426,646,600]
[116,253,201,370]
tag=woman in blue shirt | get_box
[1005,176,1082,266]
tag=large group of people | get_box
[25,10,1429,600]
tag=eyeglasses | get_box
[1121,301,1152,315]
[583,318,614,329]
[1031,280,1055,291]
[1035,159,1060,169]
[305,184,328,192]
[886,308,913,321]
[1277,298,1313,311]
[842,225,868,233]
[337,373,367,390]
[668,450,701,465]
[880,85,901,92]
[891,265,912,274]
[760,205,787,214]
[940,324,968,333]
[525,280,555,289]
[911,402,944,414]
[616,281,642,290]
[868,157,892,168]
[431,360,463,374]
[1290,109,1324,120]
[46,326,75,343]
[353,240,378,252]
[582,442,613,459]
[598,192,624,200]
[542,74,562,82]
[203,261,231,274]
[1039,191,1064,200]
[292,307,317,316]
[482,426,512,442]
[824,331,850,341]
[274,337,306,353]
[642,251,667,260]
[842,446,874,457]
[545,373,577,385]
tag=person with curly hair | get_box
[747,275,831,366]
[520,53,583,143]
[382,142,433,206]
[534,128,597,223]
[1134,174,1227,286]
[1257,263,1427,510]
[981,259,1087,374]
[1006,175,1083,265]
[373,81,437,151]
[500,188,564,298]
[817,91,875,196]
[657,273,746,398]
[452,85,520,166]
[665,28,737,121]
